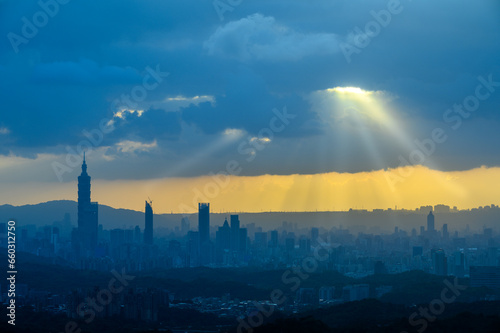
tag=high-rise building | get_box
[285,237,295,253]
[319,286,335,302]
[413,246,423,257]
[77,153,98,255]
[134,226,141,243]
[239,228,247,253]
[198,203,210,245]
[181,217,190,236]
[270,230,279,248]
[374,261,388,275]
[432,249,447,276]
[296,288,318,305]
[216,218,231,251]
[254,232,268,250]
[442,223,449,240]
[311,227,319,244]
[110,229,125,248]
[451,251,466,277]
[230,215,240,252]
[144,200,153,245]
[427,211,435,232]
[187,231,200,267]
[342,284,370,302]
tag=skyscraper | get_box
[144,200,153,245]
[432,248,447,276]
[216,218,231,252]
[230,214,240,252]
[427,211,435,232]
[77,153,98,255]
[442,223,449,240]
[198,203,210,245]
[181,217,190,236]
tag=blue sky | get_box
[0,0,499,187]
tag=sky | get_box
[0,0,499,213]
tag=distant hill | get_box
[0,200,182,230]
[1,200,500,232]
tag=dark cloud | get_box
[0,0,499,179]
[31,59,142,85]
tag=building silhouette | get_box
[427,211,435,232]
[239,227,247,253]
[442,223,449,240]
[215,218,231,264]
[198,203,210,245]
[77,153,98,256]
[187,231,200,266]
[230,214,240,252]
[144,200,153,245]
[342,284,369,302]
[432,248,447,276]
[216,218,231,250]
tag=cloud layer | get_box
[0,0,499,184]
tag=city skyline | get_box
[1,1,500,332]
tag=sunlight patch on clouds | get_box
[165,95,214,102]
[223,128,245,138]
[113,109,145,119]
[153,95,215,112]
[250,136,271,144]
[115,140,158,154]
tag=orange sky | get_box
[3,165,500,214]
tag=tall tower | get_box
[427,211,435,232]
[198,203,210,245]
[77,153,98,255]
[144,200,153,245]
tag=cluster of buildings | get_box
[1,157,500,323]
[4,158,499,281]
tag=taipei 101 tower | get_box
[77,153,98,256]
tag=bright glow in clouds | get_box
[317,86,398,126]
[310,86,417,171]
[328,87,368,95]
